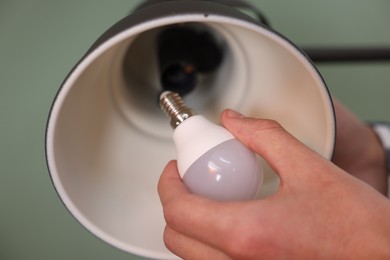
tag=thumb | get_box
[221,109,331,183]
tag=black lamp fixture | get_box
[45,1,346,258]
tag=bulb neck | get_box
[159,91,196,129]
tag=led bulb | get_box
[160,91,263,201]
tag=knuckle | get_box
[162,226,175,252]
[224,221,274,259]
[162,200,175,224]
[162,198,181,228]
[248,119,285,150]
[254,119,283,132]
[224,228,261,259]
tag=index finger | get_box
[221,109,333,183]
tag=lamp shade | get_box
[46,1,335,259]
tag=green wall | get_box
[1,1,389,259]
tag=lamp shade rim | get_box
[45,1,335,259]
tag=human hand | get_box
[158,109,390,259]
[332,99,388,194]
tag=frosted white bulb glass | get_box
[160,91,263,201]
[183,139,261,201]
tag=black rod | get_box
[302,47,390,63]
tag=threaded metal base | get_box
[160,91,196,129]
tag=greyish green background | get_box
[1,1,389,259]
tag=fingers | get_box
[221,109,332,183]
[158,160,250,254]
[159,111,337,257]
[163,225,232,260]
[158,160,190,206]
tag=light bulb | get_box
[160,91,263,201]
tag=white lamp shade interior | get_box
[47,14,335,259]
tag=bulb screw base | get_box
[160,91,196,129]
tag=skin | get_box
[158,107,390,259]
[332,100,388,194]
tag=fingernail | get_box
[226,109,245,118]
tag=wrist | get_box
[371,123,390,197]
[354,125,388,195]
[334,121,388,195]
